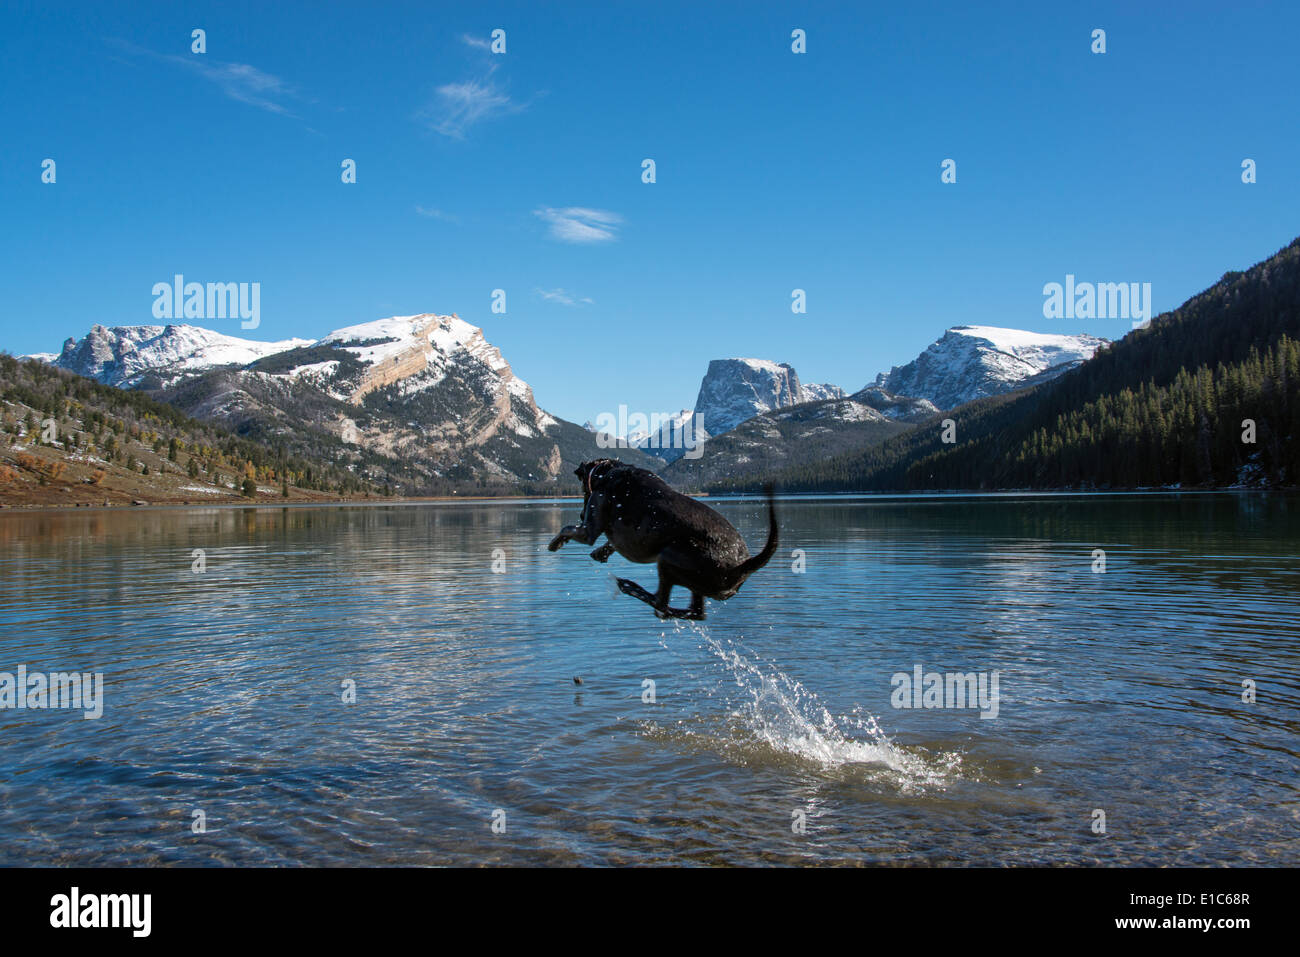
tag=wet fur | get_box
[547,459,778,620]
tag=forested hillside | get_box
[0,355,381,505]
[714,237,1300,492]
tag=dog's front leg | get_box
[547,524,577,551]
[550,489,607,552]
[589,541,616,563]
[548,522,601,552]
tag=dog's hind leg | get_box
[656,591,704,620]
[684,592,705,620]
[652,553,710,619]
[616,576,679,616]
[616,577,657,606]
[617,572,705,620]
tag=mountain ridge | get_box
[37,314,658,492]
[711,238,1300,492]
[872,325,1108,409]
[23,315,1139,492]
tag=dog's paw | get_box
[616,578,637,595]
[589,545,613,563]
[546,534,566,551]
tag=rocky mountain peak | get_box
[875,325,1109,410]
[692,357,843,438]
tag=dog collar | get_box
[586,461,609,495]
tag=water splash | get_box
[658,620,964,792]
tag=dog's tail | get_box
[729,483,779,588]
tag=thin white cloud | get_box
[424,74,520,138]
[415,206,458,222]
[536,288,594,306]
[534,207,623,244]
[108,40,303,117]
[418,35,535,139]
[420,38,526,139]
[161,53,299,116]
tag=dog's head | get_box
[575,458,618,492]
[575,459,616,520]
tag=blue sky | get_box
[2,1,1298,425]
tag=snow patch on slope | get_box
[52,324,314,387]
[876,325,1108,409]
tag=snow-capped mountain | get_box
[874,326,1108,410]
[662,328,1106,488]
[30,319,1110,489]
[36,314,656,488]
[623,358,846,463]
[628,408,696,446]
[623,408,702,465]
[692,358,844,438]
[48,324,313,388]
[317,314,543,409]
[662,392,911,488]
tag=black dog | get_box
[547,459,777,620]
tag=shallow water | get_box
[0,493,1296,865]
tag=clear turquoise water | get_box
[0,492,1296,865]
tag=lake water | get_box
[0,493,1296,866]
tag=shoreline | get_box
[0,492,582,512]
[1,486,1291,515]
